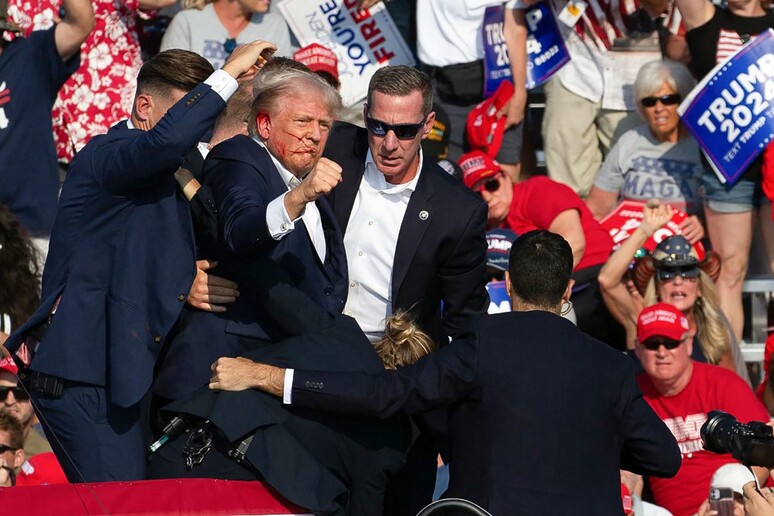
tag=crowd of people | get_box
[2,0,774,515]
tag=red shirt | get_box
[637,362,770,516]
[504,176,613,270]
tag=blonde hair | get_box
[182,0,211,9]
[374,311,436,370]
[644,270,729,363]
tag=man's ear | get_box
[420,111,436,140]
[12,448,24,469]
[563,279,575,304]
[134,93,153,123]
[255,112,272,140]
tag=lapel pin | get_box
[419,210,429,220]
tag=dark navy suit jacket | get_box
[153,135,349,401]
[324,122,488,345]
[6,82,226,408]
[291,311,682,515]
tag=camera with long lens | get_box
[701,410,774,467]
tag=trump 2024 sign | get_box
[679,29,774,186]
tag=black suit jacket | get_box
[165,266,407,516]
[291,311,682,515]
[153,136,349,401]
[323,122,488,344]
[7,82,225,407]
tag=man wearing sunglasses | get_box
[634,303,770,516]
[0,357,50,460]
[0,412,24,487]
[322,65,489,514]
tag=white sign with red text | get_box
[277,0,415,106]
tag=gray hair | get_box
[248,67,342,136]
[634,60,696,117]
[367,65,433,116]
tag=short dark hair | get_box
[136,49,214,100]
[0,412,23,450]
[367,65,433,116]
[508,230,573,308]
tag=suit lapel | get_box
[391,163,435,304]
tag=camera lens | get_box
[701,410,739,454]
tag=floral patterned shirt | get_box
[9,0,147,163]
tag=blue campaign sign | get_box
[524,2,570,89]
[486,281,511,314]
[483,6,512,98]
[482,3,570,96]
[678,29,774,185]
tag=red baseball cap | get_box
[293,43,339,81]
[465,80,514,157]
[0,356,17,376]
[637,303,690,342]
[458,150,501,190]
[15,452,68,486]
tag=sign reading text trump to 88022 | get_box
[679,29,774,185]
[277,0,415,107]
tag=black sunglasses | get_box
[479,176,501,193]
[656,266,700,282]
[641,337,682,351]
[640,94,682,107]
[0,386,29,402]
[365,115,427,140]
[0,444,19,453]
[223,38,237,55]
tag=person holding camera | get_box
[634,303,770,516]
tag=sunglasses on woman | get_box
[0,386,29,402]
[640,94,682,108]
[641,337,683,351]
[656,266,700,282]
[476,175,502,193]
[365,115,428,140]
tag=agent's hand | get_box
[222,40,277,80]
[187,260,239,313]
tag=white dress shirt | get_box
[261,138,327,264]
[343,150,423,343]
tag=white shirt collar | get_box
[364,148,423,195]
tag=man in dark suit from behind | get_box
[4,41,277,482]
[210,230,682,515]
[322,65,489,514]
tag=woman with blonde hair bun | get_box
[375,310,437,370]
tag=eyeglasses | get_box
[0,386,29,402]
[365,115,428,140]
[640,94,682,108]
[477,176,501,193]
[223,38,237,55]
[656,266,700,282]
[641,337,683,351]
[0,444,19,453]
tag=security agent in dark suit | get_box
[152,66,349,406]
[322,66,489,514]
[149,259,426,516]
[210,230,682,515]
[3,41,277,483]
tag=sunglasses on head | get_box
[365,115,427,140]
[0,386,29,402]
[641,336,683,351]
[656,266,700,282]
[640,93,682,107]
[0,444,19,454]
